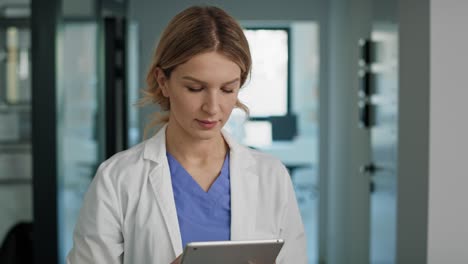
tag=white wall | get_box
[397,1,430,263]
[428,0,468,263]
[398,0,468,263]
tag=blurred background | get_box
[0,0,467,263]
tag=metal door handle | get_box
[360,163,382,175]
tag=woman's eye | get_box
[187,87,203,92]
[222,88,234,94]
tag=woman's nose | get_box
[201,92,220,115]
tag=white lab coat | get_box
[66,126,307,264]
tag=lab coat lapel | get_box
[148,164,183,257]
[224,132,259,240]
[144,126,183,257]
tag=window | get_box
[240,28,290,117]
[226,28,292,146]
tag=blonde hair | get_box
[139,5,251,137]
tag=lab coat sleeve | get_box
[66,162,124,264]
[276,166,308,264]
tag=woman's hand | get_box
[170,254,182,264]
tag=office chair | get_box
[0,222,33,264]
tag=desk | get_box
[252,137,317,177]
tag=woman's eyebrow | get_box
[181,76,240,85]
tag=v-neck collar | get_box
[143,124,260,257]
[166,152,230,199]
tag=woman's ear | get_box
[155,67,169,98]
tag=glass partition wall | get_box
[56,22,101,262]
[55,15,129,264]
[0,12,33,261]
[0,0,131,262]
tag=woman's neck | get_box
[165,121,228,164]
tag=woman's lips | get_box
[197,119,218,129]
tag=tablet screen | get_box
[180,239,284,264]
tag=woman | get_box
[67,5,307,264]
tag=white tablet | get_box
[180,239,284,264]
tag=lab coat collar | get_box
[223,131,259,241]
[142,124,256,169]
[142,124,259,256]
[142,124,168,164]
[143,124,183,257]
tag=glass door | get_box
[367,25,399,264]
[366,1,399,263]
[57,17,131,262]
[0,14,33,261]
[30,0,129,262]
[56,21,102,262]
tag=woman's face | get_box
[158,51,241,141]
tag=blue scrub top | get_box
[167,152,231,248]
